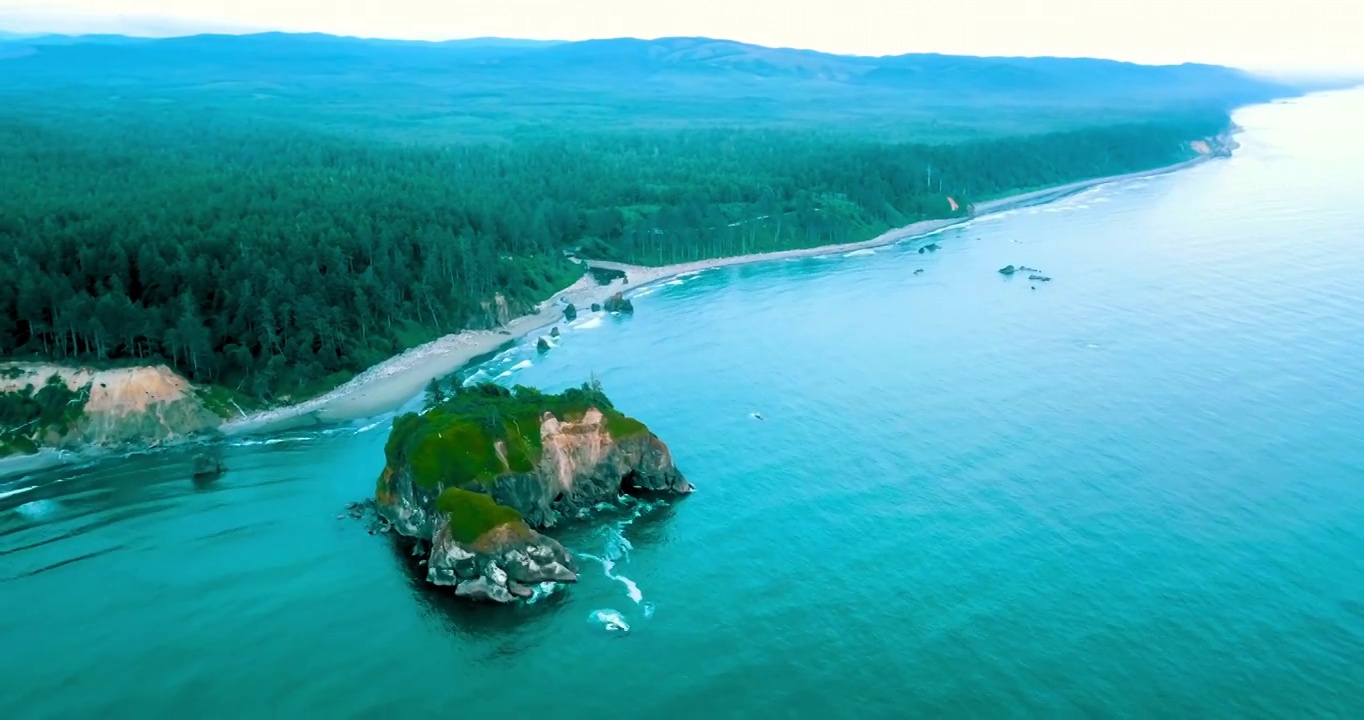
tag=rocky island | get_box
[375,381,691,603]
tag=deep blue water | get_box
[4,89,1364,717]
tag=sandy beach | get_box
[223,155,1211,436]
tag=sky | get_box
[2,0,1362,72]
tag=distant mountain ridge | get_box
[1,31,1285,99]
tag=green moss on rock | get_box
[435,487,528,544]
[383,381,649,492]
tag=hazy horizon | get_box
[3,0,1362,73]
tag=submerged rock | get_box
[998,265,1018,275]
[603,292,634,314]
[1019,266,1041,273]
[923,242,941,252]
[375,382,691,603]
[913,269,925,275]
[191,453,226,480]
[1028,274,1052,282]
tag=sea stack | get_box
[374,382,691,603]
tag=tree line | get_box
[0,108,1227,399]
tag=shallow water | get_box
[5,89,1364,717]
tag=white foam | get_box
[615,574,644,603]
[0,485,35,501]
[576,317,603,330]
[233,436,295,447]
[494,370,513,380]
[588,609,631,633]
[511,359,533,371]
[461,369,491,387]
[642,602,657,619]
[843,248,876,257]
[355,418,387,434]
[527,581,563,604]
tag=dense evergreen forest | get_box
[0,33,1294,400]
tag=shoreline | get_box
[222,154,1213,436]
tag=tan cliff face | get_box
[1,363,221,450]
[490,408,691,526]
[539,408,613,497]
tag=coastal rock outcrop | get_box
[1,363,222,456]
[603,292,634,314]
[375,382,691,603]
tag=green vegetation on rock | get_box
[434,487,528,544]
[383,381,649,491]
[0,374,89,456]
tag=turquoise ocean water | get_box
[3,89,1364,717]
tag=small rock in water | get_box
[1028,274,1052,282]
[998,265,1018,275]
[602,292,633,314]
[191,453,226,480]
[550,327,560,338]
[537,336,552,353]
[913,268,924,275]
[1020,266,1042,273]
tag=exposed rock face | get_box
[603,292,634,314]
[375,385,691,603]
[490,408,691,526]
[1,363,221,454]
[479,293,514,327]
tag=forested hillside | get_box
[0,33,1293,400]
